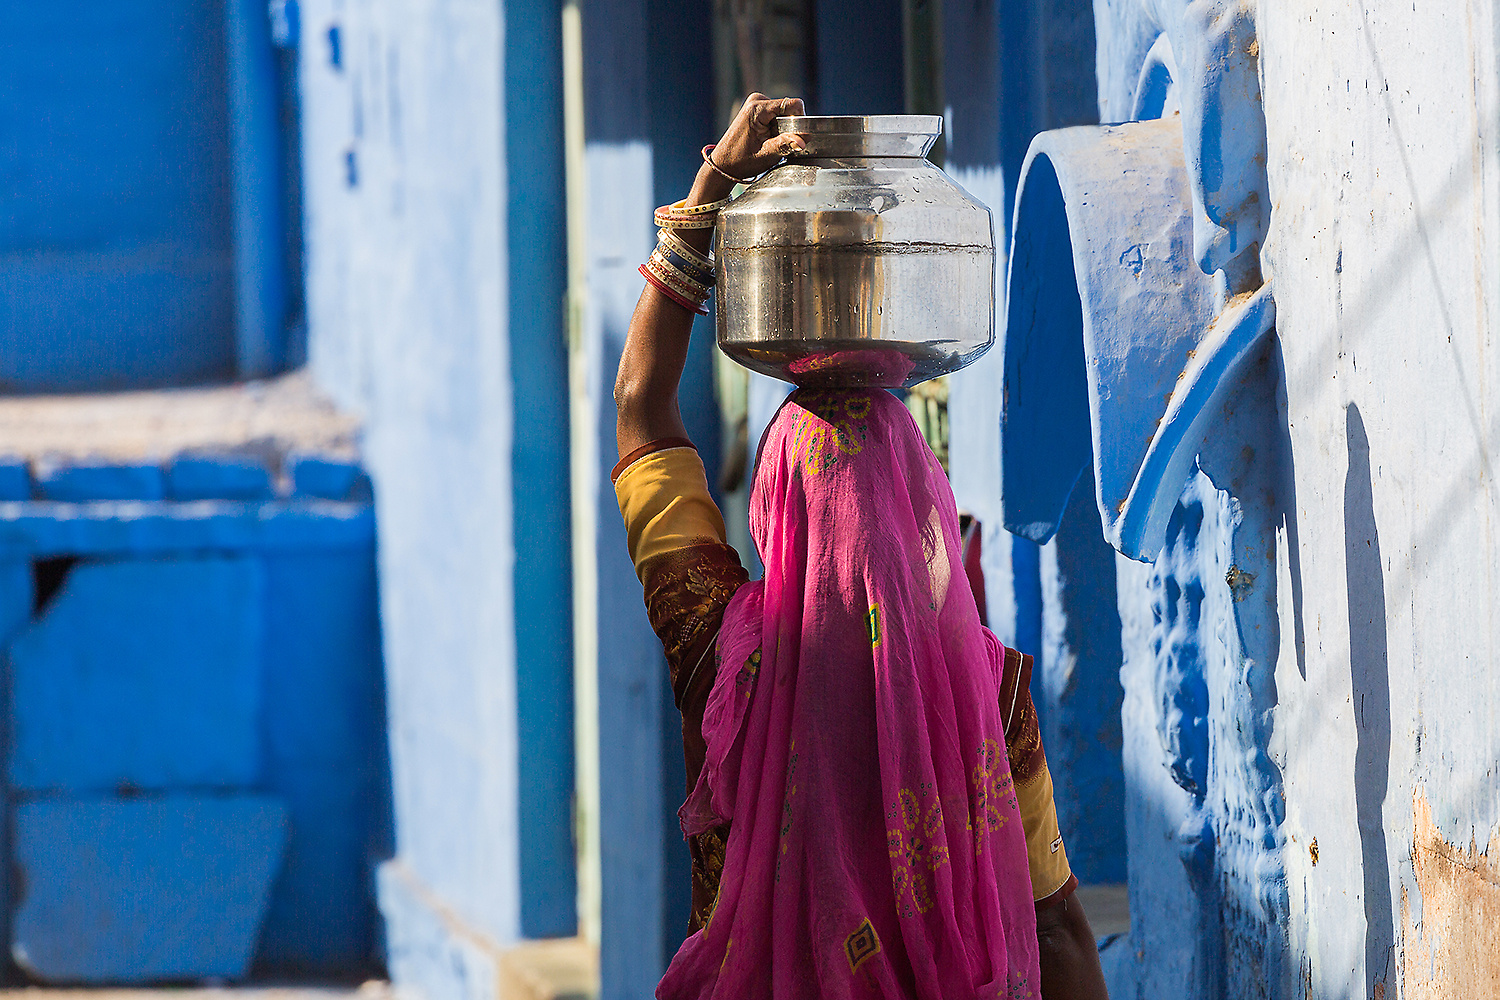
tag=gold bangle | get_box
[670,196,730,216]
[658,228,713,271]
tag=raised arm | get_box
[613,94,805,461]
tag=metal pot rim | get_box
[775,114,942,136]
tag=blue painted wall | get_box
[505,0,577,941]
[814,0,903,115]
[0,2,236,390]
[646,0,721,966]
[0,489,387,979]
[299,4,529,994]
[0,0,295,391]
[577,0,722,992]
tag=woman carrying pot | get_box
[613,94,1110,1000]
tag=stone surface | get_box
[0,373,358,465]
[12,795,287,983]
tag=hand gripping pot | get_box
[715,115,995,388]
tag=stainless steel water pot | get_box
[715,115,995,388]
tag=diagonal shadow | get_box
[1344,402,1393,997]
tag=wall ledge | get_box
[377,860,597,1000]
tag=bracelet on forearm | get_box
[640,263,709,315]
[657,227,713,274]
[654,196,730,230]
[644,247,712,299]
[655,235,714,287]
[702,144,758,185]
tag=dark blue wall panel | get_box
[506,0,578,940]
[257,547,389,973]
[647,0,719,962]
[814,0,903,115]
[0,2,238,390]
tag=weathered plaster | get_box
[1399,790,1500,998]
[1257,3,1500,996]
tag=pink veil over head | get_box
[662,388,1039,1000]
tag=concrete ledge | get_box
[377,861,597,1000]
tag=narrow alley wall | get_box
[296,1,530,996]
[1078,1,1500,996]
[1258,5,1500,995]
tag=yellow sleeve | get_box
[614,447,728,582]
[1016,758,1074,902]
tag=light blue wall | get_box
[574,1,722,992]
[299,0,528,993]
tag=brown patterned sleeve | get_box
[614,439,749,933]
[999,646,1078,907]
[637,542,747,934]
[1000,646,1044,785]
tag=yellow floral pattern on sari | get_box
[787,391,871,477]
[968,738,1018,857]
[886,784,950,918]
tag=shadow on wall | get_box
[1344,403,1393,995]
[1270,338,1307,681]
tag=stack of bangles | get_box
[642,195,729,315]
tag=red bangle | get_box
[639,264,709,315]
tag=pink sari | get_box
[662,389,1039,1000]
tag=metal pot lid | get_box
[776,115,942,159]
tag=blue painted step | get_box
[12,794,288,983]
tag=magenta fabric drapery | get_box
[662,389,1039,1000]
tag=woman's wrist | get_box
[685,162,735,207]
[671,165,732,255]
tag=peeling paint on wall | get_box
[1399,790,1500,999]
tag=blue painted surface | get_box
[0,462,28,502]
[0,499,373,558]
[300,0,526,973]
[1001,151,1091,543]
[0,2,236,390]
[12,795,288,983]
[0,492,386,977]
[257,548,390,972]
[1010,7,1298,995]
[1010,537,1044,658]
[1036,483,1125,884]
[0,561,29,973]
[941,0,1001,171]
[290,455,365,500]
[995,0,1099,225]
[505,0,577,941]
[168,454,275,501]
[1115,282,1274,560]
[34,462,168,503]
[646,0,720,962]
[1000,119,1221,558]
[814,0,903,115]
[571,0,725,991]
[9,557,263,793]
[227,0,291,377]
